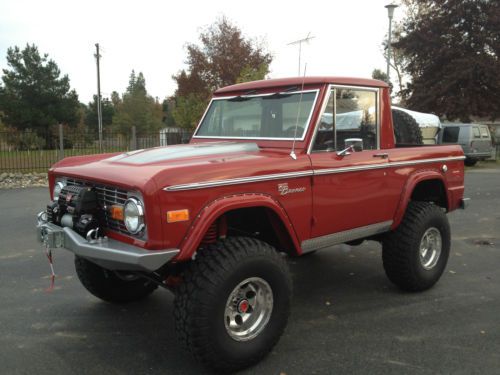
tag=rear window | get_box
[473,127,481,138]
[480,127,490,138]
[442,127,459,143]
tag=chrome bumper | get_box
[36,221,179,271]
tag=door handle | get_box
[373,153,389,159]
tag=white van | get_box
[438,123,493,166]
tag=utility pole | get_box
[94,43,103,152]
[288,32,315,76]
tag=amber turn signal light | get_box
[110,205,124,221]
[167,209,190,223]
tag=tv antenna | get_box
[288,32,315,76]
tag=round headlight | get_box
[124,197,145,234]
[53,181,65,201]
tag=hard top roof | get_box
[215,76,389,95]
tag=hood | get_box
[107,142,259,164]
[51,142,311,192]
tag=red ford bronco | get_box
[37,77,467,372]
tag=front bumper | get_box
[36,220,179,272]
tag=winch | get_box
[47,185,103,237]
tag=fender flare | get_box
[392,170,449,229]
[175,193,301,261]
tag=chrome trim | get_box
[192,89,320,142]
[308,84,334,154]
[307,84,380,154]
[64,178,146,239]
[123,197,145,235]
[164,170,314,191]
[302,220,393,253]
[313,156,466,176]
[53,180,66,201]
[163,156,465,192]
[36,221,178,271]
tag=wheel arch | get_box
[392,171,449,230]
[175,193,302,261]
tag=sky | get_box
[0,0,402,103]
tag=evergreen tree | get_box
[112,71,163,135]
[84,95,115,130]
[0,44,80,133]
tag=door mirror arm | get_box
[336,145,354,157]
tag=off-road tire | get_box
[174,237,292,373]
[382,202,450,291]
[74,256,157,303]
[464,158,477,167]
[392,109,424,145]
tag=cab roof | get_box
[215,76,389,95]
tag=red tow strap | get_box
[44,247,56,292]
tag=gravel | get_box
[0,172,48,189]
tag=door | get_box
[309,86,395,238]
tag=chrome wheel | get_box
[224,277,274,342]
[419,227,442,270]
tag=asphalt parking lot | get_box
[0,164,499,375]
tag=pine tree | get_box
[0,44,80,133]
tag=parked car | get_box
[438,123,493,166]
[36,77,466,372]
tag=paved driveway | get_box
[0,165,499,374]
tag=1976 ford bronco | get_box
[36,77,467,372]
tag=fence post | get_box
[58,123,64,160]
[131,126,137,150]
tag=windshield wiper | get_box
[263,86,299,100]
[228,90,258,102]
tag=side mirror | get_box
[345,138,363,152]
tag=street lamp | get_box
[385,3,398,86]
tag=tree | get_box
[84,95,115,129]
[174,17,272,97]
[172,17,272,129]
[162,98,177,127]
[236,62,269,84]
[172,94,206,129]
[372,68,396,94]
[394,0,500,121]
[0,44,80,133]
[112,70,163,135]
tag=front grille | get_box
[65,178,131,235]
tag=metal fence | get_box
[0,126,192,173]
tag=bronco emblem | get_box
[278,183,306,196]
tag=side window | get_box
[312,89,335,151]
[442,127,459,143]
[473,127,481,138]
[480,126,489,138]
[336,89,377,150]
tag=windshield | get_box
[195,90,318,140]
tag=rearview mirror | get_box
[345,138,363,152]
